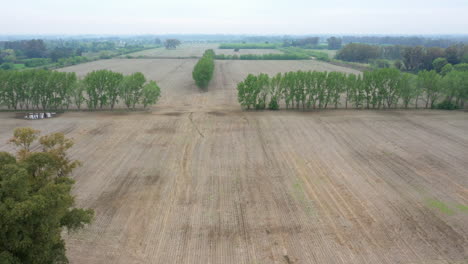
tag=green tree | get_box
[418,70,442,109]
[440,63,453,76]
[164,39,181,49]
[454,63,468,72]
[399,73,417,109]
[73,80,86,110]
[0,49,16,63]
[120,72,146,110]
[141,81,161,108]
[327,37,342,50]
[237,74,258,110]
[24,39,47,58]
[84,70,123,109]
[432,57,448,73]
[0,128,93,264]
[336,43,380,63]
[442,70,468,108]
[192,50,215,89]
[350,74,365,108]
[268,73,282,110]
[402,46,425,71]
[9,127,40,159]
[255,73,269,110]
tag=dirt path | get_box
[1,59,467,264]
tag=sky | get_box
[1,0,467,35]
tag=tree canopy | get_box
[0,69,161,111]
[164,39,181,49]
[0,128,94,264]
[192,50,215,89]
[327,37,342,50]
[237,68,468,111]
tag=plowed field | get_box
[0,58,467,264]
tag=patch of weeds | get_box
[426,199,455,216]
[292,180,315,216]
[455,204,468,213]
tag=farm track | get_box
[0,59,467,263]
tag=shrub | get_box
[454,63,468,72]
[192,50,215,89]
[268,99,279,110]
[436,100,459,110]
[0,62,14,70]
[23,58,51,67]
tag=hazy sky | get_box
[2,0,467,35]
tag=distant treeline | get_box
[0,69,161,111]
[219,39,339,50]
[214,48,330,61]
[341,36,468,48]
[219,35,468,49]
[192,50,215,89]
[282,37,319,48]
[215,53,309,60]
[237,68,467,111]
[0,39,155,70]
[336,43,468,71]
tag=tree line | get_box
[237,68,467,111]
[336,43,468,71]
[341,36,468,48]
[0,69,161,111]
[192,50,215,89]
[282,37,319,48]
[215,53,309,60]
[214,48,330,61]
[0,38,156,70]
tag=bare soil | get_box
[1,58,467,264]
[125,44,219,58]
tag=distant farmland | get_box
[124,43,284,58]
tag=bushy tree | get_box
[402,46,425,71]
[327,37,342,50]
[142,81,161,108]
[119,72,146,110]
[441,70,468,108]
[84,70,123,109]
[399,73,417,109]
[0,128,94,264]
[164,39,181,49]
[192,50,215,89]
[418,70,441,108]
[440,63,453,76]
[433,57,448,73]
